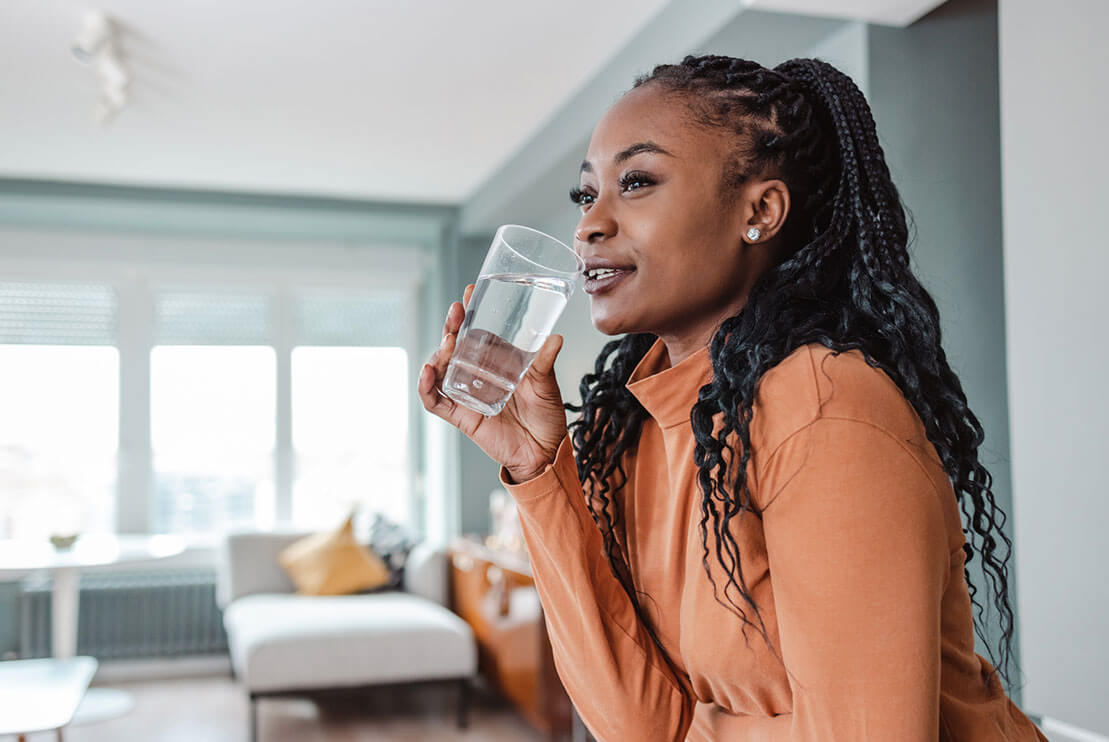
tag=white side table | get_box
[0,656,98,741]
[0,534,186,725]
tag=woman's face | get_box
[573,83,787,352]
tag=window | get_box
[0,282,119,540]
[291,346,409,529]
[0,265,422,541]
[0,346,119,540]
[150,346,276,535]
[290,290,414,531]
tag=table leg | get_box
[50,566,136,726]
[51,567,79,659]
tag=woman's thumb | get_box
[530,334,563,377]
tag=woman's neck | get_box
[658,297,749,367]
[658,324,715,368]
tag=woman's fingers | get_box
[432,326,457,378]
[433,290,472,374]
[443,301,465,339]
[417,358,487,436]
[422,291,472,404]
[418,361,451,413]
[433,301,465,375]
[418,361,459,422]
[418,334,456,416]
[417,362,438,402]
[420,295,474,425]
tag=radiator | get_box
[19,569,229,660]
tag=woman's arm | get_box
[504,436,696,742]
[420,288,691,737]
[758,416,951,740]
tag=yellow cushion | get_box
[277,513,391,596]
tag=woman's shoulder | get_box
[750,342,927,457]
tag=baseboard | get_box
[91,654,233,683]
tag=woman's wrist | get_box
[503,433,568,485]
[504,463,548,485]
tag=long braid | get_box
[568,54,1019,691]
[565,333,661,628]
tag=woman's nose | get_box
[574,207,617,244]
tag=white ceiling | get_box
[742,0,948,27]
[0,0,670,204]
[1,1,948,206]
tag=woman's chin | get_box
[589,307,635,337]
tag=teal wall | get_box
[0,178,454,244]
[868,0,1019,700]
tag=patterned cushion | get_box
[359,513,417,593]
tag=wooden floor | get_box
[16,675,546,742]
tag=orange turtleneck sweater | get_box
[501,339,1047,741]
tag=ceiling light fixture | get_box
[71,10,130,124]
[71,9,112,61]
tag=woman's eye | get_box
[568,172,654,208]
[620,172,654,191]
[569,186,594,206]
[621,170,652,192]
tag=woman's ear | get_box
[742,179,790,244]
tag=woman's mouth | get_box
[583,267,634,295]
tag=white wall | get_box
[1000,0,1109,733]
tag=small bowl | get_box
[49,533,80,550]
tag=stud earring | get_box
[746,227,761,241]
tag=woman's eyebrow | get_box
[580,141,674,174]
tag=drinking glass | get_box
[441,224,583,416]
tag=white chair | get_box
[216,531,477,742]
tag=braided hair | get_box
[565,55,1019,691]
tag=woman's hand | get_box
[417,283,569,483]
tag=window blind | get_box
[294,292,408,347]
[0,281,117,346]
[155,290,270,346]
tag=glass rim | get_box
[494,224,584,277]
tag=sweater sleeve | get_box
[502,435,695,742]
[757,417,951,741]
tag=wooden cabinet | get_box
[449,537,575,741]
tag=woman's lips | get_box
[583,268,634,295]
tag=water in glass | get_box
[443,273,572,415]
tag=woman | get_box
[419,55,1047,741]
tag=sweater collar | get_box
[625,338,714,428]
